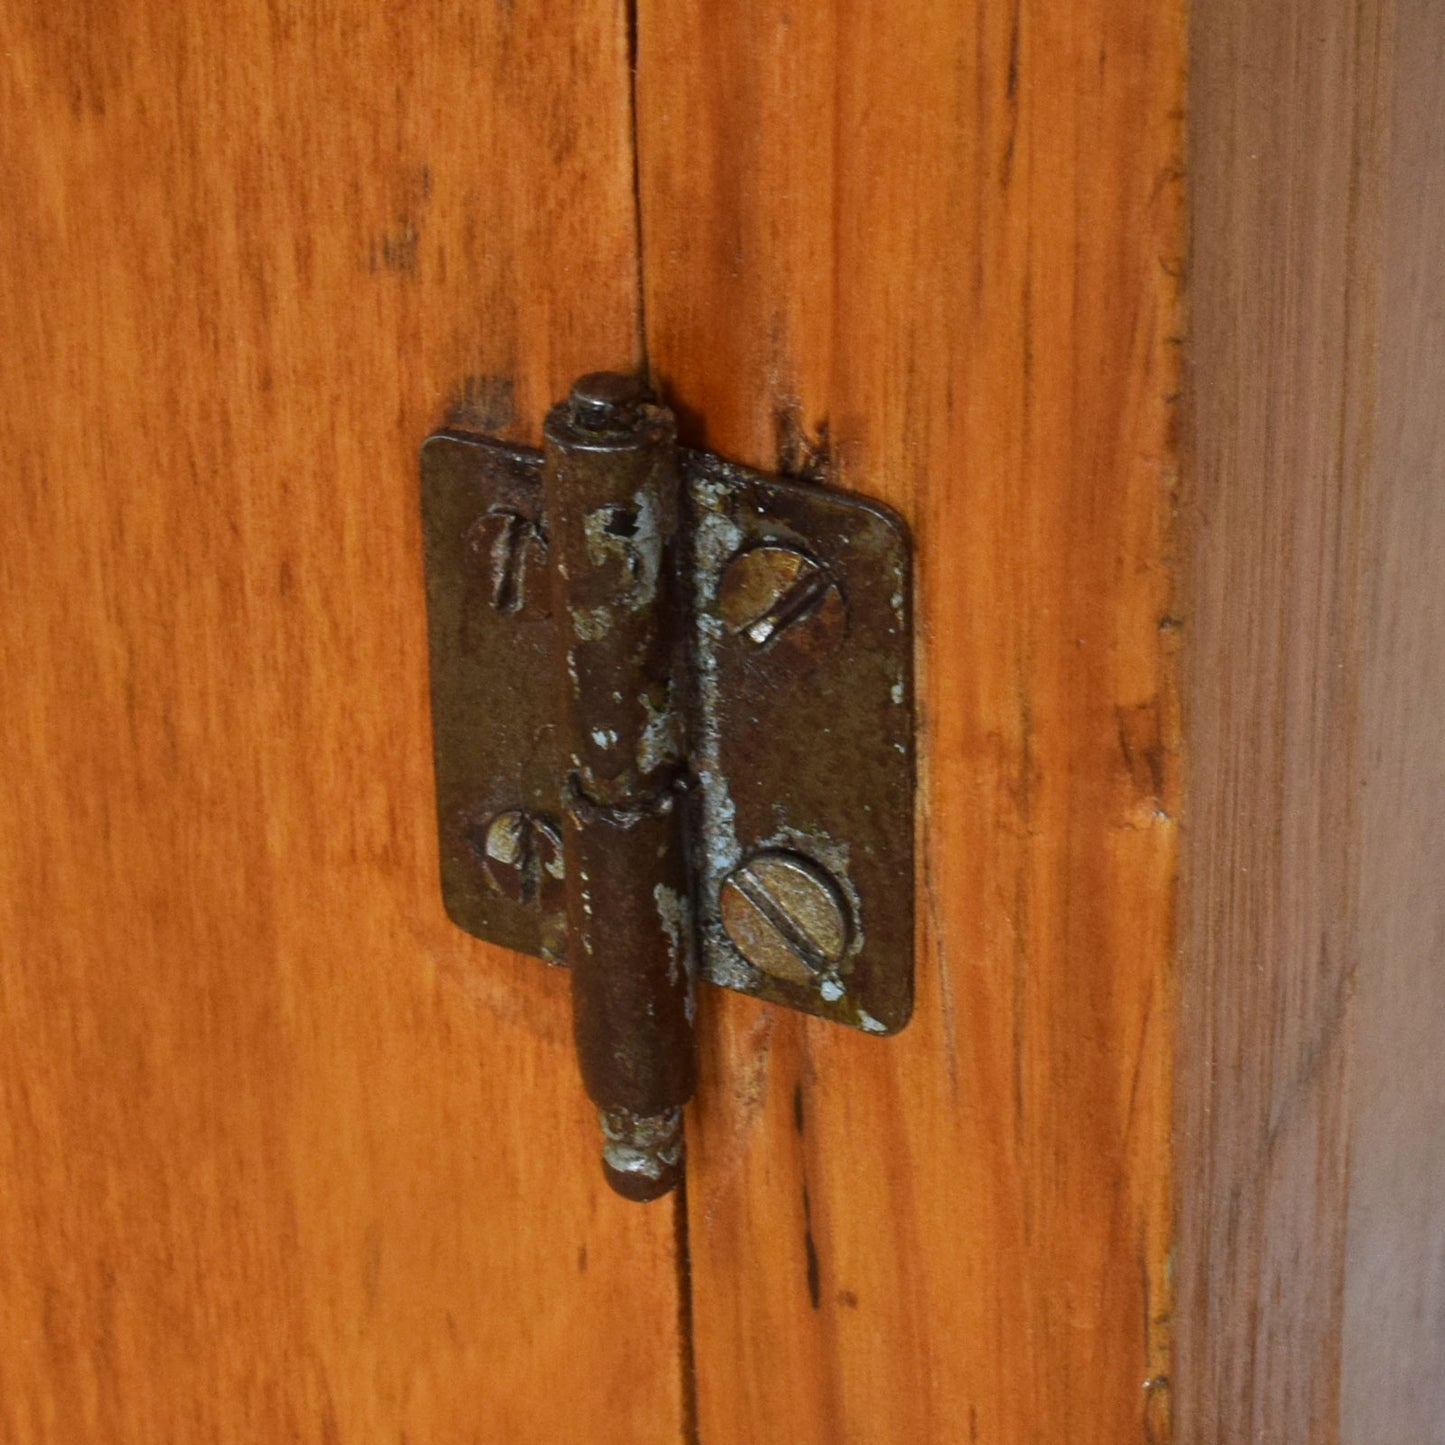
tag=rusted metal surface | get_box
[542,375,686,806]
[543,377,696,1200]
[419,433,566,964]
[684,449,914,1033]
[598,1105,685,1203]
[418,374,915,1199]
[563,787,694,1202]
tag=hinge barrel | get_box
[542,374,697,1201]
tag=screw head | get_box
[568,371,649,435]
[717,545,845,661]
[719,850,850,986]
[467,809,564,906]
[466,508,548,616]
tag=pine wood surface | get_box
[0,3,687,1441]
[636,3,1185,1440]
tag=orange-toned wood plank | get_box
[0,2,683,1440]
[637,2,1182,1439]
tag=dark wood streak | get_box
[801,1181,822,1311]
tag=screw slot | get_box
[719,850,851,986]
[718,545,845,660]
[467,508,547,616]
[467,809,565,907]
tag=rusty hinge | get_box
[420,374,915,1202]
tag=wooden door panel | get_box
[0,3,686,1441]
[637,2,1183,1440]
[5,0,1440,1438]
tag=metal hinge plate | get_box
[421,411,914,1035]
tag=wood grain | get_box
[1340,5,1445,1436]
[636,2,1184,1439]
[6,0,1439,1437]
[1177,0,1386,1437]
[0,2,687,1441]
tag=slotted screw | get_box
[719,850,850,986]
[467,507,547,615]
[468,809,564,907]
[717,545,845,657]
